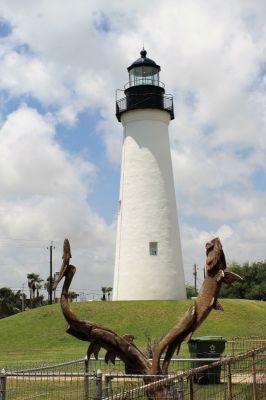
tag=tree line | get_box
[1,260,264,319]
[0,272,80,319]
[219,261,266,300]
[186,260,266,301]
[0,272,113,319]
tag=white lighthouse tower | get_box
[113,50,186,300]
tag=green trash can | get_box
[188,336,226,384]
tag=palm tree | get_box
[68,291,79,302]
[106,287,113,301]
[44,275,61,303]
[101,287,107,301]
[44,276,54,302]
[35,282,44,306]
[27,273,43,308]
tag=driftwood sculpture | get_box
[53,237,242,376]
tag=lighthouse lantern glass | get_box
[129,66,159,87]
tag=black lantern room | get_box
[128,49,160,86]
[116,49,174,121]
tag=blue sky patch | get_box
[15,43,32,55]
[89,163,119,224]
[56,109,120,223]
[252,168,266,191]
[202,123,216,136]
[0,89,24,117]
[93,12,111,33]
[184,89,198,110]
[56,109,102,159]
[26,95,58,115]
[235,146,253,160]
[0,90,58,120]
[0,17,12,38]
[180,213,218,231]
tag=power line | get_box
[0,236,60,242]
[8,287,102,293]
[0,237,106,251]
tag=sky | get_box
[0,0,265,300]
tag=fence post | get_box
[104,375,113,398]
[188,374,194,400]
[0,369,6,400]
[225,360,232,400]
[177,377,184,400]
[95,369,102,400]
[251,351,257,400]
[84,356,89,400]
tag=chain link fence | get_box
[102,347,266,400]
[1,338,265,399]
[225,336,266,356]
[0,358,97,400]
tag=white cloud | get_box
[0,44,70,105]
[181,217,266,285]
[0,106,93,196]
[0,106,115,292]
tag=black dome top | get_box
[127,49,161,72]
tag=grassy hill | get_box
[0,299,265,366]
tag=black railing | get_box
[116,93,174,121]
[124,80,165,90]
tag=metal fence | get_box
[0,358,97,400]
[1,340,265,400]
[102,347,266,400]
[225,336,266,356]
[2,336,264,373]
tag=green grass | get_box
[0,299,265,365]
[5,377,92,400]
[5,377,266,400]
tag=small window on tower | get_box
[149,242,158,256]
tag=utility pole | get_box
[47,242,55,305]
[54,271,59,302]
[21,283,25,312]
[49,243,53,305]
[193,264,197,296]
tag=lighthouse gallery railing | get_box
[116,92,174,121]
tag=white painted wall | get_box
[113,109,186,300]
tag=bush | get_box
[220,261,266,300]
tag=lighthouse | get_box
[113,50,186,300]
